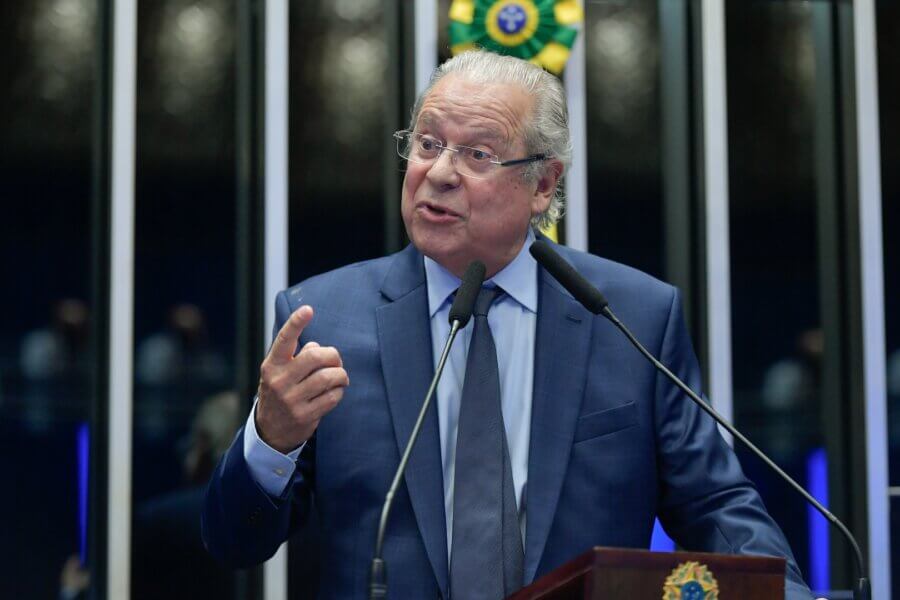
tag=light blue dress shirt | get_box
[243,231,539,556]
[424,231,536,553]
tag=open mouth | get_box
[420,202,459,218]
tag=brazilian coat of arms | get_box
[662,561,720,600]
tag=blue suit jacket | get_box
[202,240,811,599]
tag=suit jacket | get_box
[202,240,811,599]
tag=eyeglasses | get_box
[393,130,547,180]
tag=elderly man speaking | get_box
[202,51,812,599]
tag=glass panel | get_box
[584,0,664,278]
[877,4,900,596]
[287,2,390,597]
[0,1,99,598]
[726,0,830,590]
[287,0,388,285]
[877,1,900,487]
[131,1,240,597]
[438,0,452,63]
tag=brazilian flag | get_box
[448,0,583,75]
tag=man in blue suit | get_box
[202,51,812,599]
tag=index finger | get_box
[270,305,314,363]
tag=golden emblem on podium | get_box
[662,561,720,600]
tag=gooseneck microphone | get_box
[368,260,486,600]
[529,239,870,600]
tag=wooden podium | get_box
[507,547,785,599]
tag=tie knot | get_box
[473,286,503,317]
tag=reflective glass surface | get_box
[0,1,99,597]
[287,0,389,285]
[877,3,900,595]
[726,0,830,589]
[877,1,899,486]
[130,1,240,598]
[584,0,664,278]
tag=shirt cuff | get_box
[243,398,304,498]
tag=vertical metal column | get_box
[263,1,289,599]
[852,1,891,597]
[563,10,588,252]
[700,0,733,430]
[414,0,437,95]
[107,0,137,596]
[651,0,694,547]
[812,5,850,587]
[659,0,695,319]
[382,0,408,255]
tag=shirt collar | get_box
[424,229,538,318]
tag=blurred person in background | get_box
[19,298,91,432]
[136,303,227,388]
[131,390,242,600]
[58,391,244,600]
[134,303,229,439]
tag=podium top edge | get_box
[587,546,786,574]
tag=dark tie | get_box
[450,286,524,599]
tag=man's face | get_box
[401,75,558,278]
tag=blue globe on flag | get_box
[497,4,527,34]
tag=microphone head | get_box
[449,260,486,327]
[529,240,609,314]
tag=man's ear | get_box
[531,159,564,215]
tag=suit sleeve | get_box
[652,288,812,600]
[201,290,316,568]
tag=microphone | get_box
[448,261,484,327]
[529,239,870,600]
[368,260,486,600]
[530,240,610,314]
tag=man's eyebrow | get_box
[467,128,503,142]
[417,113,437,128]
[415,114,505,142]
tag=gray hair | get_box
[408,50,572,230]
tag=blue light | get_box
[650,517,675,552]
[77,422,89,566]
[807,447,829,591]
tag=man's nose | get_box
[425,149,461,187]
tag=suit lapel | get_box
[375,246,449,595]
[524,267,593,583]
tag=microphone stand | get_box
[530,238,869,599]
[368,319,463,600]
[599,306,870,600]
